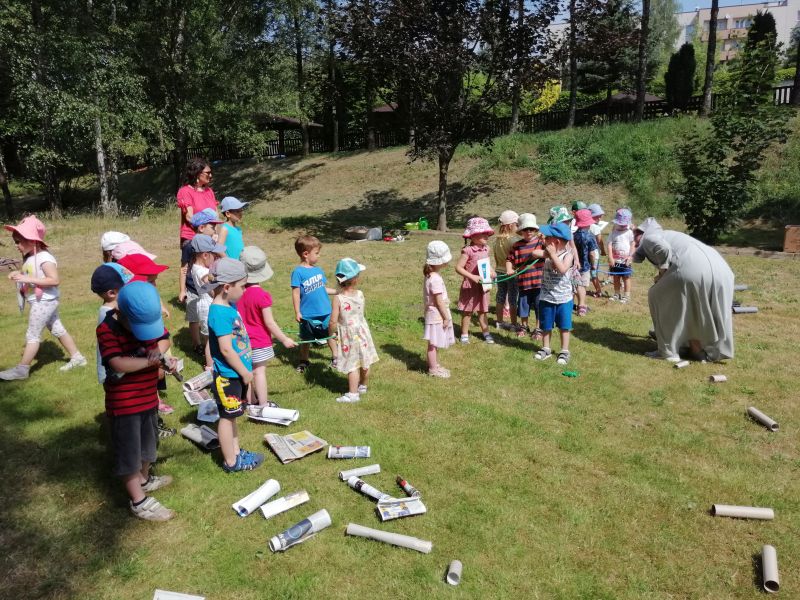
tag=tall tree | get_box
[664,43,696,110]
[634,0,651,121]
[700,0,718,116]
[791,25,800,105]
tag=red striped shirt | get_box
[508,238,544,290]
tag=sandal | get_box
[556,350,571,365]
[530,328,544,341]
[577,305,588,317]
[534,347,552,361]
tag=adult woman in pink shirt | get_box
[176,158,218,248]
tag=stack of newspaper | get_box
[182,371,213,405]
[264,431,328,464]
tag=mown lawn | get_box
[1,181,799,599]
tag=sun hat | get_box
[462,217,494,239]
[518,213,539,231]
[335,258,366,283]
[5,215,47,247]
[426,241,452,266]
[613,208,633,227]
[111,241,156,261]
[499,210,519,226]
[190,234,226,255]
[587,203,604,217]
[190,208,224,229]
[117,281,165,341]
[90,265,126,295]
[205,257,247,291]
[240,246,274,283]
[539,222,573,241]
[574,209,594,229]
[571,200,587,211]
[547,205,571,225]
[100,231,130,252]
[219,196,249,212]
[118,254,169,282]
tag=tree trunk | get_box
[634,0,650,122]
[567,0,578,128]
[95,117,112,215]
[173,129,187,189]
[436,147,454,232]
[293,11,309,157]
[0,150,13,219]
[791,40,800,105]
[701,0,718,116]
[108,153,119,214]
[45,168,62,218]
[509,0,524,133]
[365,74,376,151]
[327,0,338,152]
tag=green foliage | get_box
[664,43,696,109]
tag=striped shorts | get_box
[251,346,275,365]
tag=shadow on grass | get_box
[571,321,654,356]
[380,343,428,374]
[20,340,68,375]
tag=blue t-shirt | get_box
[573,228,599,273]
[290,265,331,318]
[208,303,252,378]
[223,223,244,260]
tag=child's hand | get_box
[161,306,171,319]
[470,274,482,284]
[282,338,297,349]
[295,311,303,323]
[178,291,186,303]
[242,371,254,386]
[545,242,557,255]
[9,271,26,282]
[490,270,496,280]
[145,350,162,367]
[506,268,514,276]
[164,356,179,373]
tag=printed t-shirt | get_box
[609,228,635,261]
[21,251,59,301]
[423,272,450,325]
[507,238,543,290]
[573,228,599,273]
[208,303,252,378]
[290,265,331,317]
[222,223,244,260]
[176,185,218,240]
[239,286,273,349]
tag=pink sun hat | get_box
[5,215,48,247]
[111,240,157,261]
[573,209,594,229]
[462,217,495,239]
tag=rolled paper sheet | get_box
[747,407,779,432]
[396,476,422,497]
[733,306,758,314]
[345,522,433,554]
[709,375,727,383]
[260,490,310,520]
[674,360,690,369]
[711,504,775,520]
[183,370,213,392]
[269,509,331,552]
[347,476,390,502]
[733,284,749,291]
[446,560,463,586]
[180,424,220,451]
[339,464,381,481]
[328,445,370,459]
[257,407,299,422]
[762,544,780,593]
[232,479,280,517]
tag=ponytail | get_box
[423,263,434,277]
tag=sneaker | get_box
[534,348,553,361]
[609,294,621,302]
[357,384,368,394]
[336,392,361,403]
[556,351,571,365]
[329,358,338,370]
[141,474,173,493]
[193,344,205,357]
[428,366,451,378]
[239,448,264,464]
[223,450,264,473]
[158,401,174,415]
[157,422,176,439]
[459,335,470,344]
[130,496,175,521]
[483,333,495,344]
[0,365,29,381]
[620,295,630,304]
[59,353,87,372]
[295,361,310,373]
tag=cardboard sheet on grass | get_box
[264,430,327,464]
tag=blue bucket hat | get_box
[539,222,573,241]
[219,196,249,212]
[335,258,366,283]
[117,281,164,341]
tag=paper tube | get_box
[674,360,690,369]
[339,464,380,481]
[183,370,213,392]
[709,375,727,383]
[733,306,758,314]
[269,509,331,552]
[345,522,432,554]
[711,504,775,520]
[232,479,280,517]
[747,407,779,432]
[260,490,309,520]
[396,476,422,497]
[446,560,463,585]
[733,284,748,291]
[328,445,370,459]
[251,407,299,422]
[762,545,780,593]
[347,476,390,501]
[180,424,220,451]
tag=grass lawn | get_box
[2,152,800,599]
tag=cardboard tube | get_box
[347,476,390,501]
[711,504,774,520]
[345,522,432,554]
[733,284,748,291]
[396,476,422,497]
[232,479,280,517]
[328,445,370,459]
[180,424,220,451]
[339,464,380,481]
[733,306,758,314]
[674,360,690,369]
[747,407,779,432]
[446,560,463,585]
[182,370,213,392]
[260,490,309,520]
[269,509,331,552]
[258,407,299,422]
[762,545,780,593]
[709,375,727,383]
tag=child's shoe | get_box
[609,294,621,302]
[515,326,529,338]
[482,333,495,344]
[459,335,470,344]
[157,417,176,439]
[530,328,544,341]
[141,474,173,493]
[336,392,361,403]
[556,350,571,365]
[130,496,175,521]
[59,353,87,372]
[428,366,451,378]
[577,305,588,316]
[0,364,29,380]
[357,384,368,394]
[295,361,310,373]
[534,347,553,361]
[620,295,630,304]
[223,450,264,473]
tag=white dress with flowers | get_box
[335,290,379,374]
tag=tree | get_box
[700,0,718,116]
[634,0,651,122]
[648,0,680,73]
[664,43,696,110]
[791,25,800,105]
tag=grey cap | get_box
[204,257,247,291]
[190,234,226,255]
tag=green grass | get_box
[1,195,800,599]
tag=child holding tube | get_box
[423,241,455,378]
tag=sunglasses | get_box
[201,170,212,176]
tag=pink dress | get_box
[423,272,455,348]
[457,244,490,313]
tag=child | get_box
[572,209,599,316]
[238,245,297,412]
[534,222,575,365]
[96,280,177,521]
[329,258,379,403]
[0,216,87,380]
[505,213,545,339]
[456,217,496,344]
[606,208,635,303]
[291,235,338,372]
[100,231,130,263]
[491,210,519,331]
[91,263,133,384]
[423,241,455,378]
[191,234,227,366]
[206,258,264,472]
[181,210,223,354]
[216,196,248,260]
[586,203,607,297]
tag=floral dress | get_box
[335,290,379,374]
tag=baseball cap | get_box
[90,264,125,295]
[539,222,572,241]
[335,258,366,283]
[499,210,519,225]
[205,257,247,291]
[103,261,134,284]
[426,241,452,265]
[118,254,169,281]
[240,246,274,283]
[117,281,165,341]
[190,208,223,229]
[111,241,156,261]
[571,200,587,211]
[100,231,130,252]
[190,234,226,255]
[219,196,248,212]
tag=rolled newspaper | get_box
[180,424,220,451]
[710,504,774,520]
[183,370,213,392]
[733,283,749,291]
[269,509,331,552]
[328,445,370,459]
[733,306,758,314]
[709,374,727,383]
[396,476,421,497]
[260,490,310,520]
[347,476,390,502]
[231,479,280,517]
[762,544,780,593]
[747,406,779,432]
[339,464,380,481]
[345,522,432,554]
[248,407,300,424]
[446,560,463,585]
[674,360,690,369]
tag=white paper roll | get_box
[182,370,213,391]
[674,360,690,369]
[339,464,381,481]
[269,509,331,552]
[747,407,779,432]
[762,544,780,593]
[232,479,280,517]
[733,284,748,291]
[260,490,310,520]
[709,374,727,383]
[733,306,758,314]
[711,504,774,520]
[347,476,390,501]
[259,407,299,422]
[446,560,463,585]
[328,445,370,459]
[345,522,432,554]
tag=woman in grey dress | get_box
[633,218,734,362]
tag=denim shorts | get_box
[517,287,541,319]
[539,300,573,332]
[495,279,519,310]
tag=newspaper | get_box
[264,430,328,464]
[376,496,427,521]
[183,389,212,406]
[182,370,213,392]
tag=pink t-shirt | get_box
[423,272,450,325]
[238,286,273,349]
[176,185,218,240]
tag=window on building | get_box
[717,19,727,30]
[734,18,752,29]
